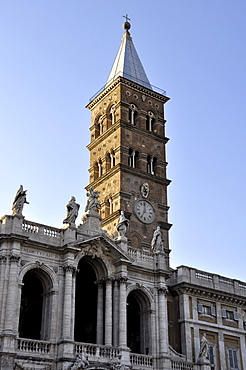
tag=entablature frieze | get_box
[171,284,246,307]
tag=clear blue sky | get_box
[1,1,246,281]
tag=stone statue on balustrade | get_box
[69,348,89,369]
[85,186,100,213]
[116,211,129,238]
[63,196,80,226]
[12,185,29,216]
[197,333,210,364]
[151,226,164,252]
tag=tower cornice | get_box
[86,77,169,110]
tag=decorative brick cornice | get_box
[86,77,169,110]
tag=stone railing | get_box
[127,247,154,265]
[171,266,246,298]
[130,353,153,367]
[171,360,194,370]
[74,342,120,359]
[22,220,61,245]
[17,338,51,354]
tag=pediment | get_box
[71,234,133,265]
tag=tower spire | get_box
[106,19,152,89]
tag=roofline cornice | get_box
[86,77,169,110]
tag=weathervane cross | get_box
[123,14,131,23]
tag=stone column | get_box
[4,254,20,334]
[105,277,113,345]
[119,277,128,348]
[157,286,168,356]
[0,256,7,332]
[113,278,119,346]
[96,280,104,344]
[62,264,76,340]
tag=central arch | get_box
[74,258,98,343]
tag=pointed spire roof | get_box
[106,21,152,90]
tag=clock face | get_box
[134,200,155,224]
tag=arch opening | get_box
[74,259,98,343]
[127,290,151,355]
[19,269,52,340]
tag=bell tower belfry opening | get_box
[86,21,171,254]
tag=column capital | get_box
[63,264,76,275]
[118,276,128,285]
[9,254,20,264]
[95,279,104,287]
[0,255,7,264]
[105,277,113,285]
[157,285,168,295]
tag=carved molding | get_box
[174,286,246,307]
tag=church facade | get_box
[0,21,246,370]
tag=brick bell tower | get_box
[86,20,171,255]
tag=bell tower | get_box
[86,21,171,255]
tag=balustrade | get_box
[22,221,61,240]
[130,353,153,367]
[17,338,51,354]
[171,360,194,370]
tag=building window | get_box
[197,303,216,317]
[129,104,137,125]
[227,348,239,369]
[147,156,157,175]
[208,345,216,369]
[222,309,238,321]
[146,111,155,131]
[128,149,139,168]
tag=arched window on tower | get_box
[128,149,139,168]
[109,105,115,126]
[98,159,103,177]
[95,115,103,139]
[105,197,113,217]
[128,104,137,125]
[146,111,155,132]
[147,156,157,175]
[94,162,99,180]
[106,151,115,171]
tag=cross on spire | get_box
[123,14,131,23]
